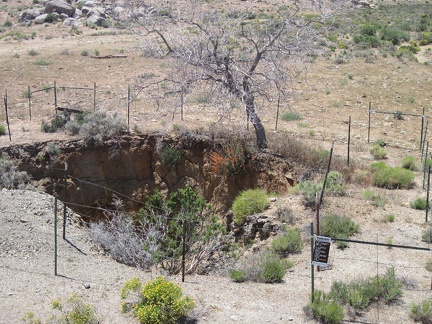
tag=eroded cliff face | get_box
[1,133,294,219]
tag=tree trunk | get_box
[244,93,267,149]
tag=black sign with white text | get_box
[312,236,331,267]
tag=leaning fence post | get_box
[421,108,425,150]
[62,163,68,240]
[93,82,96,112]
[368,102,371,144]
[426,165,431,223]
[319,142,334,205]
[4,90,11,141]
[54,197,58,276]
[28,86,32,121]
[127,85,130,133]
[347,116,351,166]
[54,80,57,111]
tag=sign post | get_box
[312,235,331,267]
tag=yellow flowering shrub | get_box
[121,276,195,324]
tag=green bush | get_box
[160,144,182,167]
[271,227,303,255]
[369,144,387,159]
[293,171,345,207]
[229,269,247,283]
[229,250,290,283]
[0,124,6,136]
[410,197,429,210]
[121,277,195,324]
[330,267,402,310]
[410,299,432,323]
[372,164,415,189]
[361,189,387,208]
[305,290,344,324]
[320,214,359,249]
[232,189,269,225]
[401,156,419,171]
[293,180,322,207]
[257,251,286,283]
[325,171,346,196]
[380,26,410,45]
[422,228,432,243]
[281,111,302,121]
[22,294,99,324]
[41,115,68,133]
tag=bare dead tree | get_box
[123,0,352,148]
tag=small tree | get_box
[122,0,351,148]
[140,185,225,274]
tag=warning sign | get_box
[312,235,331,267]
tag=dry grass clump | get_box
[267,133,356,181]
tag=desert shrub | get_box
[28,49,39,56]
[258,251,286,283]
[0,124,6,135]
[361,189,387,208]
[384,214,395,223]
[267,133,354,182]
[22,294,99,324]
[46,142,61,156]
[35,60,51,66]
[121,277,195,324]
[0,154,31,189]
[45,13,55,23]
[393,110,404,120]
[410,299,432,324]
[229,269,247,283]
[65,121,81,135]
[401,155,419,171]
[232,189,269,225]
[320,214,359,249]
[78,111,126,145]
[90,201,152,269]
[292,180,322,207]
[159,144,182,167]
[380,26,410,45]
[139,186,224,274]
[41,115,68,133]
[410,197,429,210]
[281,111,302,121]
[81,50,89,56]
[271,227,303,255]
[373,138,387,147]
[369,144,387,159]
[304,290,344,324]
[426,260,432,272]
[294,171,345,207]
[422,228,432,243]
[372,164,415,189]
[229,250,290,283]
[330,267,403,310]
[209,141,249,176]
[274,206,296,224]
[325,171,346,196]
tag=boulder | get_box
[86,14,107,27]
[63,17,81,27]
[19,8,42,22]
[45,0,75,17]
[34,14,48,24]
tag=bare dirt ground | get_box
[2,0,432,323]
